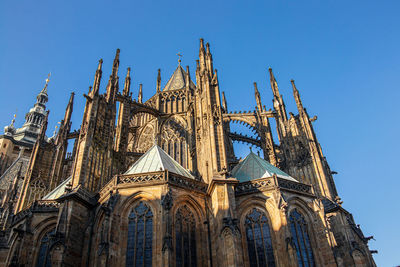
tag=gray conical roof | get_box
[163,65,195,91]
[125,145,194,179]
[231,152,297,182]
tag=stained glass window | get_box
[289,209,315,267]
[244,208,275,267]
[175,205,197,267]
[36,228,55,267]
[126,201,153,267]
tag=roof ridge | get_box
[155,145,165,170]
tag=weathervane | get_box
[177,52,182,65]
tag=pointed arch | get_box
[174,204,197,267]
[35,227,56,267]
[126,201,154,267]
[288,208,315,267]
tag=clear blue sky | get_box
[1,1,399,265]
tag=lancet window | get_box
[126,201,153,267]
[160,118,187,168]
[244,208,275,267]
[36,228,55,267]
[289,209,315,267]
[175,205,197,267]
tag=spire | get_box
[269,68,280,98]
[111,48,120,78]
[205,42,214,74]
[254,82,263,112]
[222,91,228,112]
[36,73,50,105]
[63,92,74,124]
[106,49,120,102]
[92,59,103,96]
[156,69,161,93]
[291,79,304,112]
[199,38,206,72]
[138,84,143,103]
[41,73,51,95]
[268,68,288,122]
[123,67,131,97]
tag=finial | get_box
[177,52,182,65]
[97,59,103,70]
[138,84,143,103]
[11,113,16,126]
[157,69,161,92]
[45,73,51,85]
[127,67,131,76]
[249,147,253,153]
[200,38,205,48]
[53,125,58,136]
[291,79,297,91]
[206,42,211,54]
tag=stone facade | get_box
[0,39,376,266]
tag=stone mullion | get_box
[259,222,268,264]
[301,222,313,266]
[293,219,305,266]
[251,224,260,267]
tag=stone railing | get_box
[235,176,313,196]
[235,177,275,196]
[12,200,60,225]
[99,171,207,201]
[277,178,313,195]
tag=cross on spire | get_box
[177,52,182,65]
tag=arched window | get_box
[244,208,275,267]
[175,205,197,267]
[126,201,153,267]
[289,209,315,267]
[36,228,55,267]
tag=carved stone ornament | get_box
[220,216,240,236]
[161,191,173,211]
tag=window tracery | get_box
[160,118,187,168]
[126,201,153,267]
[244,208,275,267]
[175,205,197,267]
[36,228,55,267]
[289,209,315,267]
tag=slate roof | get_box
[42,176,72,200]
[231,152,297,182]
[125,145,194,179]
[163,65,196,91]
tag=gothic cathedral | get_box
[0,39,376,267]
